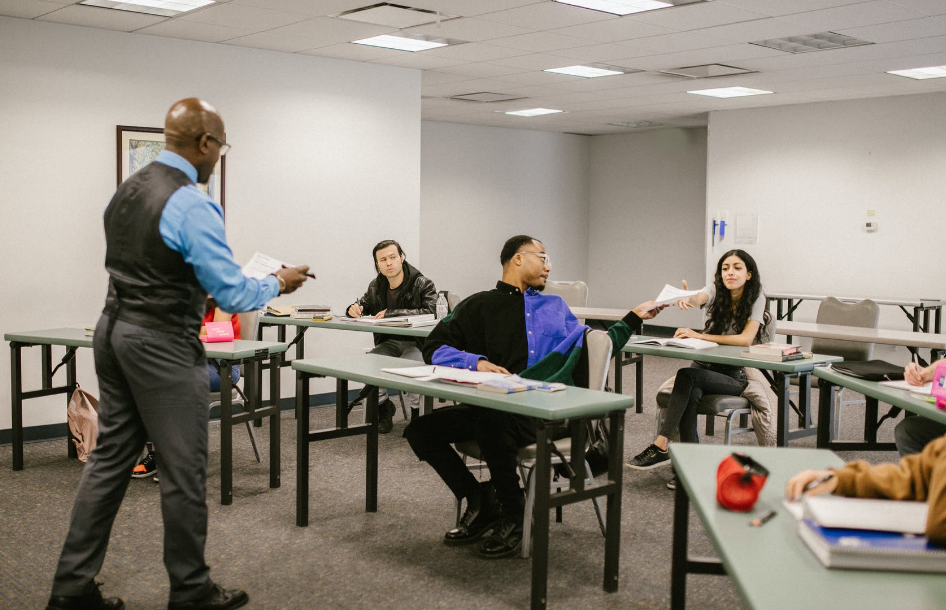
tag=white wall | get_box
[587,128,708,329]
[0,16,420,431]
[420,121,590,300]
[706,93,946,360]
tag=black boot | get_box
[444,481,500,546]
[479,497,525,559]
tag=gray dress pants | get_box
[51,315,214,603]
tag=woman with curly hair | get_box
[627,249,771,472]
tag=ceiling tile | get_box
[621,43,783,71]
[252,17,394,46]
[407,0,538,18]
[699,14,842,43]
[622,31,734,53]
[551,18,676,42]
[371,52,470,70]
[300,42,401,61]
[37,5,166,31]
[178,2,309,30]
[710,0,866,18]
[490,68,589,86]
[423,69,476,85]
[0,0,69,19]
[628,1,771,30]
[432,61,526,78]
[424,41,528,61]
[838,16,946,43]
[551,41,654,62]
[479,1,614,30]
[228,0,374,18]
[491,52,588,70]
[224,30,321,53]
[858,0,946,17]
[137,19,253,43]
[422,78,525,97]
[404,16,533,41]
[490,30,598,53]
[787,0,928,32]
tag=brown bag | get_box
[67,386,99,462]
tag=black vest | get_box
[102,161,207,334]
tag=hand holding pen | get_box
[784,469,837,502]
[904,353,931,386]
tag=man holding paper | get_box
[404,235,662,558]
[47,98,308,610]
[346,239,438,433]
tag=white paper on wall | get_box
[735,213,758,244]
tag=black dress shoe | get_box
[377,399,396,434]
[479,516,523,559]
[46,582,125,610]
[167,584,248,610]
[444,483,500,546]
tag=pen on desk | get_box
[281,264,317,279]
[749,510,777,527]
[802,472,835,493]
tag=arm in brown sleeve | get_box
[832,434,946,546]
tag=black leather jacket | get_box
[349,262,438,346]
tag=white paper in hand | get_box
[242,252,299,279]
[645,284,704,311]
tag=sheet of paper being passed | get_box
[644,284,704,311]
[242,251,308,279]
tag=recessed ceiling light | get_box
[337,3,457,29]
[750,31,872,54]
[887,65,946,80]
[608,121,663,128]
[79,0,213,17]
[688,87,773,98]
[353,33,463,52]
[503,108,564,117]
[450,92,526,102]
[544,64,639,78]
[659,64,755,79]
[553,0,702,16]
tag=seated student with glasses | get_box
[404,235,664,558]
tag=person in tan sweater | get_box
[786,434,946,546]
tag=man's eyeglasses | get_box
[517,251,551,268]
[198,133,231,156]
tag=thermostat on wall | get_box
[864,221,878,233]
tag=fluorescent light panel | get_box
[555,0,697,16]
[750,31,872,54]
[79,0,213,17]
[353,34,449,52]
[688,87,772,98]
[545,64,628,78]
[887,66,946,80]
[504,108,563,117]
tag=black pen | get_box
[749,510,777,527]
[281,264,316,279]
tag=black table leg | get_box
[219,360,233,506]
[865,396,880,445]
[604,410,624,593]
[816,379,834,449]
[11,343,23,471]
[296,371,310,527]
[336,379,348,429]
[670,468,689,610]
[269,354,281,489]
[66,353,77,459]
[613,354,622,395]
[796,372,811,429]
[366,386,378,513]
[531,421,552,610]
[776,372,789,447]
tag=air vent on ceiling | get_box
[450,92,526,103]
[659,64,755,78]
[337,3,456,28]
[750,31,872,54]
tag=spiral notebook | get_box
[798,520,946,573]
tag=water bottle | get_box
[436,293,448,319]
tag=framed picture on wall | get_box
[116,125,226,208]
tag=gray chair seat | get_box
[655,387,752,445]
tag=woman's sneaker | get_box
[131,451,157,478]
[625,444,670,470]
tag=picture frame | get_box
[116,125,225,208]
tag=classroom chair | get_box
[654,391,753,445]
[790,297,879,440]
[454,329,612,557]
[208,309,262,463]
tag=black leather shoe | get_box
[479,516,523,559]
[444,484,500,546]
[46,582,125,610]
[377,399,396,434]
[167,584,248,610]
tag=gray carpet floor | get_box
[0,356,898,610]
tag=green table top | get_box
[291,353,634,421]
[669,444,946,610]
[621,336,841,372]
[259,316,433,338]
[5,328,287,360]
[814,367,946,425]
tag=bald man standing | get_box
[46,99,308,610]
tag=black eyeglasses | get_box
[198,133,230,155]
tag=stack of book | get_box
[292,305,333,321]
[794,495,946,573]
[743,342,806,362]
